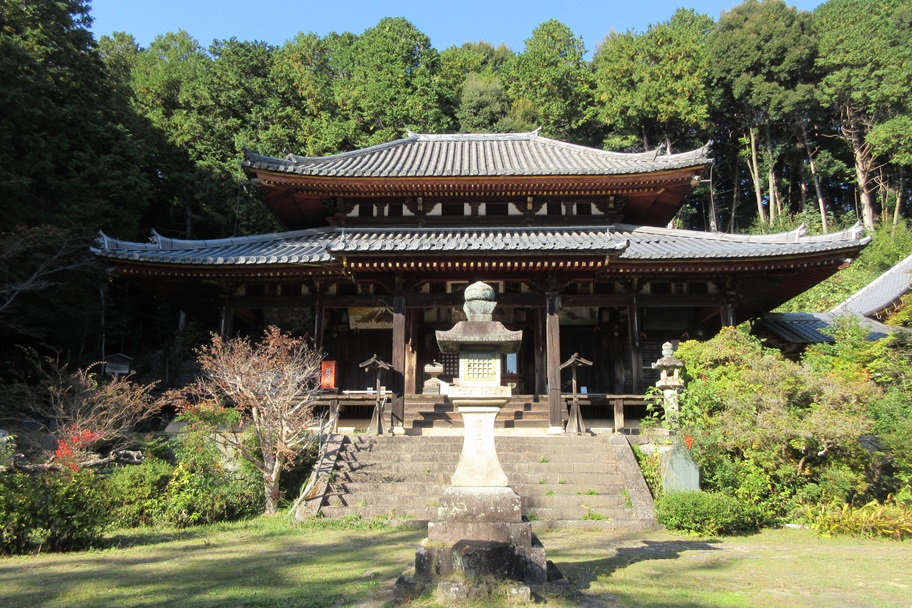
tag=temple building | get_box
[94,131,869,432]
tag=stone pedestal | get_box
[448,395,511,487]
[395,282,566,601]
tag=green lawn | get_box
[0,519,909,607]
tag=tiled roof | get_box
[609,223,867,260]
[93,230,335,265]
[757,312,892,344]
[93,223,868,267]
[831,252,912,317]
[242,131,711,178]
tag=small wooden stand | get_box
[560,352,592,435]
[360,354,392,435]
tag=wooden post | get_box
[546,292,563,434]
[627,297,641,393]
[391,294,406,433]
[405,307,418,395]
[613,398,625,433]
[533,308,547,397]
[313,295,325,349]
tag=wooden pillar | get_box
[313,295,325,349]
[405,307,418,395]
[391,294,406,433]
[218,304,232,338]
[720,296,736,327]
[546,292,563,434]
[533,308,547,397]
[627,296,641,393]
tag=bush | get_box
[0,470,111,555]
[106,457,175,527]
[654,490,762,536]
[803,497,912,540]
[632,445,663,499]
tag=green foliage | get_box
[632,444,664,499]
[675,326,890,518]
[0,470,111,555]
[595,8,713,152]
[803,495,912,540]
[105,457,175,527]
[654,490,763,536]
[504,19,597,144]
[106,431,264,529]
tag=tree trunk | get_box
[748,127,767,224]
[802,124,829,233]
[263,457,284,515]
[894,170,904,230]
[730,157,740,232]
[764,124,780,225]
[841,105,876,229]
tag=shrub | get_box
[804,497,912,540]
[106,457,175,527]
[631,445,663,499]
[654,490,762,536]
[0,470,110,555]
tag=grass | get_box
[1,521,911,607]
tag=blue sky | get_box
[89,0,824,57]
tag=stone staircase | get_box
[317,434,656,529]
[404,396,552,430]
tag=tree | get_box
[2,351,159,471]
[815,0,912,230]
[709,0,818,225]
[335,18,450,146]
[174,327,323,514]
[595,9,713,153]
[504,20,597,143]
[0,0,152,236]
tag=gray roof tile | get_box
[243,131,711,178]
[831,252,912,317]
[93,223,869,267]
[758,312,893,344]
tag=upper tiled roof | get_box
[93,223,868,267]
[242,131,711,179]
[831,251,912,317]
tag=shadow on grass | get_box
[0,522,426,608]
[556,539,725,608]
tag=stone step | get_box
[316,434,653,527]
[330,480,623,495]
[528,506,633,522]
[335,451,614,466]
[333,472,624,489]
[318,505,436,522]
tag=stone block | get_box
[436,486,523,523]
[427,520,532,546]
[661,444,700,492]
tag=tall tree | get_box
[815,0,912,230]
[335,18,450,145]
[0,0,152,236]
[505,20,597,143]
[594,9,713,153]
[709,0,818,225]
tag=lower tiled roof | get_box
[93,223,868,267]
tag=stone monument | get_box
[397,282,565,601]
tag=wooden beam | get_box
[546,291,563,433]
